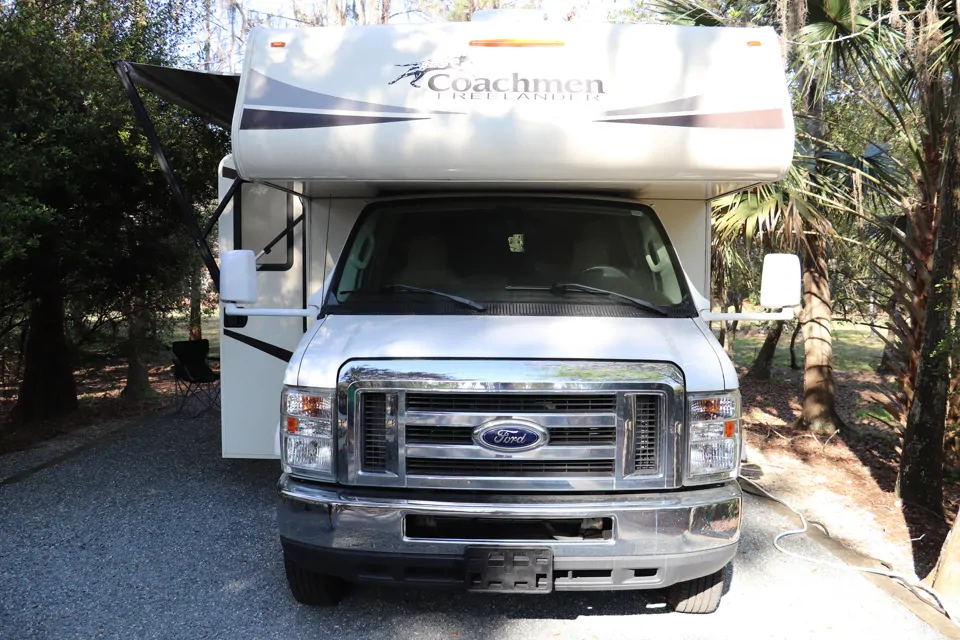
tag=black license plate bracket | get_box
[464,546,553,593]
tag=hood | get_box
[291,315,735,392]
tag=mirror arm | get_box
[223,303,319,318]
[701,307,795,322]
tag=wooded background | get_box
[0,0,958,602]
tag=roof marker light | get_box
[469,39,564,47]
[270,41,286,48]
[747,40,761,46]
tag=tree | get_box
[798,0,960,512]
[748,320,785,380]
[0,0,227,414]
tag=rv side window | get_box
[327,198,693,316]
[235,183,294,271]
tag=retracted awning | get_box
[118,61,240,129]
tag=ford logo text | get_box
[473,420,549,452]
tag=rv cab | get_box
[118,13,797,613]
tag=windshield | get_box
[327,197,693,317]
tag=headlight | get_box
[685,390,741,484]
[281,386,335,480]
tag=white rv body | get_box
[103,9,801,607]
[218,22,792,459]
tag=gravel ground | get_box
[0,411,949,640]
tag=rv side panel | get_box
[218,157,307,458]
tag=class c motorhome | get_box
[116,10,798,614]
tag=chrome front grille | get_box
[339,360,684,491]
[406,425,616,446]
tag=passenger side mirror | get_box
[221,249,258,304]
[760,253,801,308]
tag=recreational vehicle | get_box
[116,10,798,614]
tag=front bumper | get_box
[278,476,741,591]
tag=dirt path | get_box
[739,365,959,580]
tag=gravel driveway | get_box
[0,411,949,640]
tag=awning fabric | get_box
[121,61,240,129]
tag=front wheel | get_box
[666,565,726,614]
[283,551,347,606]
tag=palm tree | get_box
[657,0,960,513]
[654,0,849,433]
[711,145,902,429]
[798,0,960,514]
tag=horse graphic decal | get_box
[388,56,470,88]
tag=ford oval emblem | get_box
[473,419,549,452]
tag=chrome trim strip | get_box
[404,444,614,460]
[337,359,685,491]
[404,476,616,490]
[281,476,733,512]
[405,413,615,428]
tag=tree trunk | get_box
[723,298,742,360]
[120,307,154,401]
[712,239,727,347]
[12,276,78,422]
[948,273,960,468]
[789,319,802,370]
[878,293,901,374]
[798,234,844,433]
[896,128,960,513]
[748,321,785,380]
[930,515,960,599]
[188,266,202,341]
[15,323,27,379]
[724,320,737,359]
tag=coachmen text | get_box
[428,72,605,101]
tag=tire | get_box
[666,565,726,614]
[283,551,347,606]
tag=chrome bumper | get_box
[277,476,741,591]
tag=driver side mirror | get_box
[760,253,801,309]
[221,249,258,304]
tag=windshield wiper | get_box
[505,283,670,317]
[381,284,486,311]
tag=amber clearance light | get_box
[469,39,565,47]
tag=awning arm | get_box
[256,213,305,260]
[113,60,222,291]
[203,176,245,240]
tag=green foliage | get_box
[0,0,228,413]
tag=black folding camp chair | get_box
[171,339,221,416]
